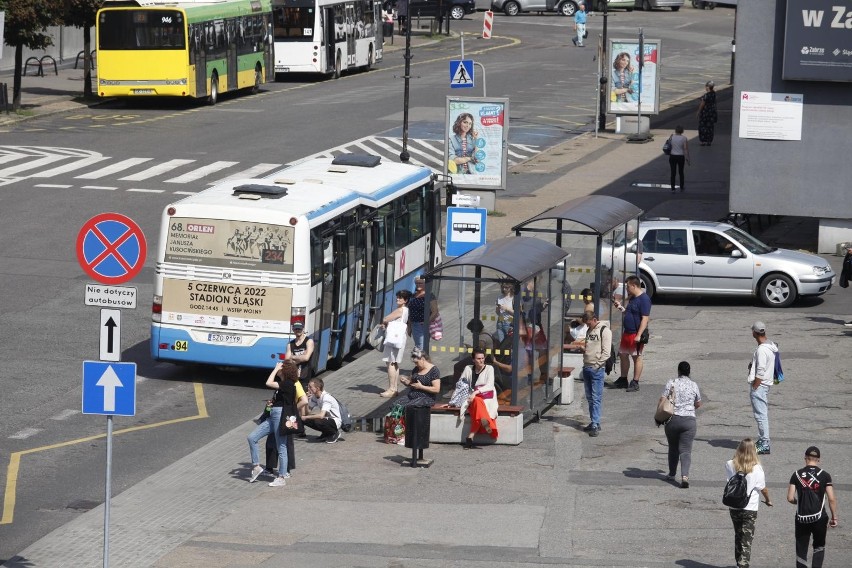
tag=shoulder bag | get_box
[662,136,672,155]
[654,383,676,426]
[385,318,407,348]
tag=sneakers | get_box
[756,444,771,455]
[571,37,577,46]
[315,434,331,442]
[262,468,275,478]
[249,465,264,483]
[626,380,640,392]
[326,431,341,444]
[612,377,628,389]
[280,471,291,479]
[582,423,595,432]
[588,425,600,437]
[845,321,852,327]
[268,476,287,487]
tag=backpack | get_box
[773,349,785,384]
[600,325,617,375]
[795,468,826,523]
[335,397,353,433]
[723,471,754,509]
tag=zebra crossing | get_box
[0,137,540,194]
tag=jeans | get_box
[248,407,288,476]
[575,22,585,46]
[796,515,828,568]
[495,320,511,343]
[411,321,425,351]
[664,415,697,477]
[669,155,685,190]
[750,384,770,447]
[582,365,604,426]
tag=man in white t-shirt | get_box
[303,378,342,444]
[747,321,778,455]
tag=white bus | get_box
[272,0,383,77]
[151,154,439,371]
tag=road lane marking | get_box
[76,157,153,179]
[34,184,72,188]
[30,155,111,178]
[165,161,239,183]
[208,163,282,184]
[119,159,195,181]
[127,188,165,193]
[8,428,41,440]
[1,383,208,525]
[81,185,118,190]
[50,409,80,421]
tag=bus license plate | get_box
[275,66,290,73]
[133,89,155,95]
[208,333,243,344]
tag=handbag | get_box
[662,136,672,155]
[429,314,444,341]
[383,404,406,445]
[279,413,301,435]
[448,378,471,407]
[638,328,650,345]
[385,319,407,348]
[655,384,676,426]
[368,324,386,350]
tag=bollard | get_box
[0,83,8,114]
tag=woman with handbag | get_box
[459,348,499,449]
[660,361,702,488]
[380,290,412,398]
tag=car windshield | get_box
[724,226,774,255]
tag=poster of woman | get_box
[607,39,662,115]
[445,97,509,189]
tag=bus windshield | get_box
[272,6,315,40]
[98,10,186,50]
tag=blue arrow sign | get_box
[449,60,474,89]
[82,361,137,416]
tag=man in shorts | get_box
[613,275,650,391]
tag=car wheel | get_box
[691,0,703,7]
[560,1,577,16]
[208,71,218,105]
[503,1,520,16]
[759,273,797,308]
[639,271,656,299]
[642,0,651,10]
[450,5,465,19]
[671,5,680,10]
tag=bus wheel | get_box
[208,72,219,105]
[366,45,374,71]
[333,51,341,79]
[252,65,262,94]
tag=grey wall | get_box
[730,0,852,219]
[1,27,85,73]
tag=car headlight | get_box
[812,266,829,276]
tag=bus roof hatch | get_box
[331,154,381,168]
[233,184,289,199]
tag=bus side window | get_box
[394,198,410,247]
[310,232,323,285]
[406,191,423,239]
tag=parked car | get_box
[588,0,634,11]
[691,0,737,8]
[609,220,835,308]
[490,0,581,17]
[634,0,683,11]
[384,0,476,20]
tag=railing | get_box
[75,50,97,70]
[23,55,58,77]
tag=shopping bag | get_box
[383,404,406,445]
[429,315,444,341]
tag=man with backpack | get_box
[747,321,778,455]
[303,378,344,444]
[786,446,839,568]
[580,312,612,437]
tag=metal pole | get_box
[636,28,643,136]
[598,1,609,132]
[103,415,113,568]
[473,62,486,97]
[400,0,413,163]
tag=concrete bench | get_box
[429,404,524,445]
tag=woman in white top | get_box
[725,438,773,568]
[668,125,690,193]
[380,290,411,398]
[661,361,702,488]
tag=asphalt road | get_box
[0,8,749,561]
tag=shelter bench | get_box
[429,404,524,445]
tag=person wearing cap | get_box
[286,321,314,388]
[697,80,717,146]
[787,446,838,568]
[747,321,778,455]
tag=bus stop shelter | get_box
[424,236,570,417]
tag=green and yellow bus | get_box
[97,0,274,103]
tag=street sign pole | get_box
[103,414,113,568]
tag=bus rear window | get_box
[164,218,295,272]
[99,10,186,50]
[273,6,315,40]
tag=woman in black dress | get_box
[697,80,717,146]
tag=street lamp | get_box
[400,0,413,163]
[598,0,609,131]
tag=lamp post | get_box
[598,0,609,131]
[400,0,413,163]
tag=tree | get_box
[63,0,103,99]
[2,0,63,110]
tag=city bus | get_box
[97,0,274,103]
[151,154,440,372]
[272,0,383,78]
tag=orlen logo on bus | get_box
[187,224,215,234]
[162,16,173,23]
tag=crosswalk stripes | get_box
[0,137,541,192]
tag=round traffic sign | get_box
[76,213,147,285]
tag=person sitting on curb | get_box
[302,378,343,444]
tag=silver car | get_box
[631,221,835,307]
[491,0,581,17]
[635,0,684,10]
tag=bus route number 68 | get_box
[174,340,189,351]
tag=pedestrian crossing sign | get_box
[449,60,474,89]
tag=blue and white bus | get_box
[151,154,439,371]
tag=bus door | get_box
[323,8,336,73]
[345,3,356,68]
[333,224,358,358]
[369,213,388,328]
[356,215,374,348]
[226,20,238,90]
[191,24,207,97]
[314,235,335,373]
